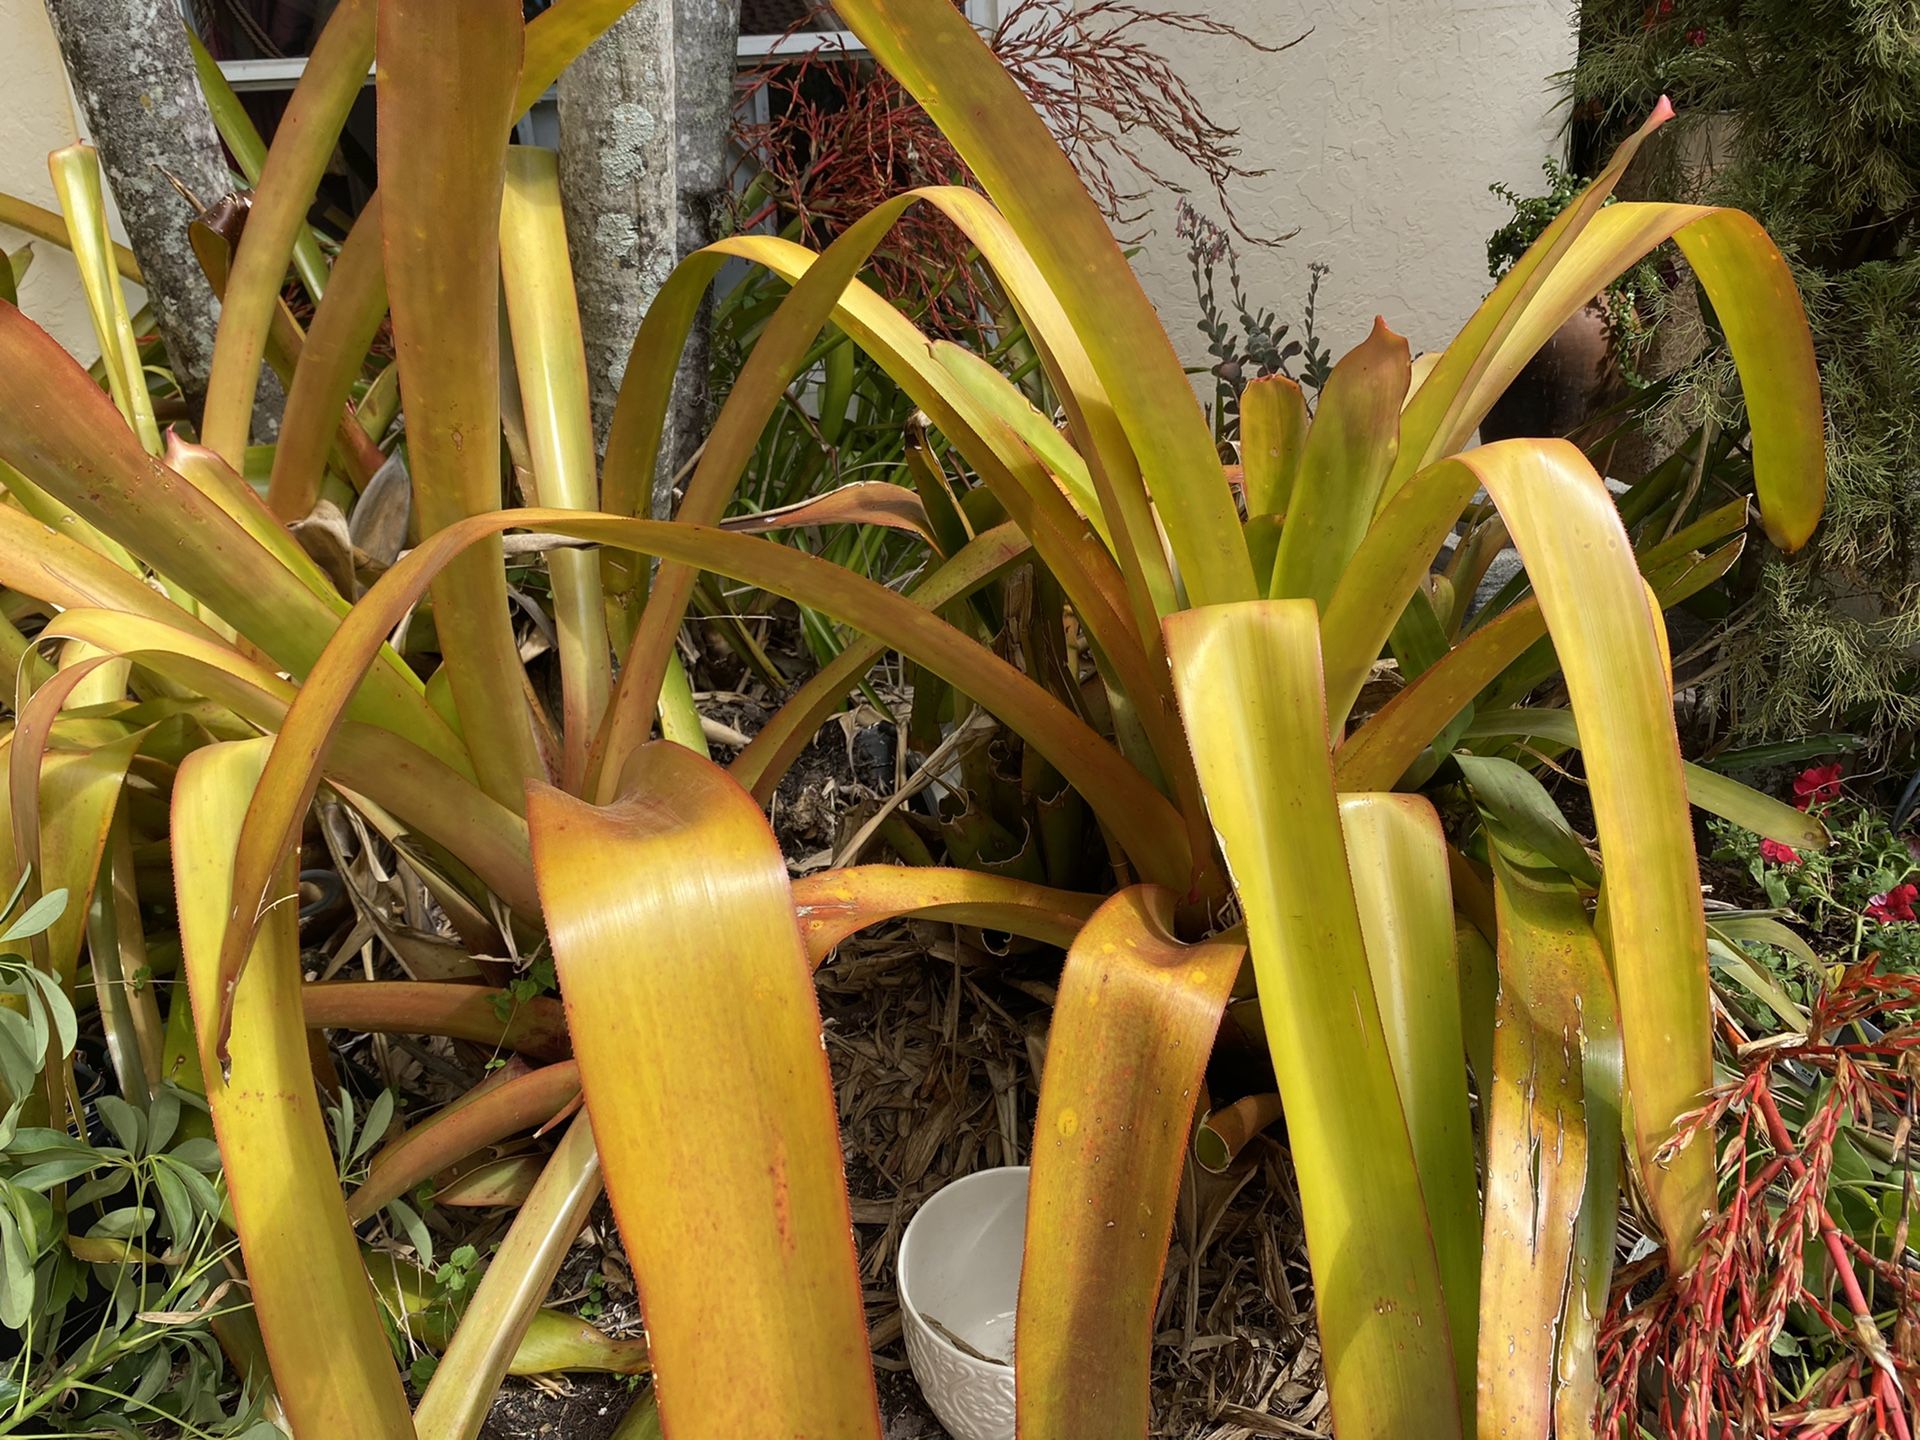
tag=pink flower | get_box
[1761,839,1801,865]
[1793,764,1844,810]
[1867,883,1918,924]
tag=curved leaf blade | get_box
[174,738,416,1439]
[1165,599,1463,1437]
[1017,885,1242,1439]
[219,509,1188,1045]
[346,1061,580,1223]
[1470,441,1713,1266]
[833,0,1254,605]
[379,0,546,806]
[528,743,882,1440]
[790,866,1101,965]
[201,0,377,462]
[266,197,389,520]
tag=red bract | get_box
[1866,881,1918,924]
[1792,763,1844,810]
[1601,963,1920,1440]
[1760,839,1801,865]
[731,0,1295,337]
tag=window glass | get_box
[739,2,845,37]
[184,0,554,61]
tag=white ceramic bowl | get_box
[897,1165,1027,1440]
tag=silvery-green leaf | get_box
[386,1195,433,1271]
[0,887,63,943]
[0,1206,32,1330]
[352,1088,395,1163]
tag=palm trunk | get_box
[663,0,741,506]
[557,0,678,511]
[41,0,230,408]
[558,0,738,519]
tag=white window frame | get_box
[211,1,998,89]
[735,0,996,58]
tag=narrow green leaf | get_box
[1165,599,1462,1436]
[1270,318,1410,609]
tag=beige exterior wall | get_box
[1122,0,1577,370]
[0,0,143,364]
[0,0,1574,371]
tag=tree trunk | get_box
[663,0,740,505]
[557,0,678,513]
[41,0,230,407]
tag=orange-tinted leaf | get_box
[790,866,1100,964]
[305,981,568,1060]
[266,196,388,520]
[379,0,545,806]
[200,0,376,462]
[174,739,416,1438]
[529,743,882,1440]
[346,1061,580,1222]
[1018,885,1243,1438]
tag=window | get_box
[738,1,998,59]
[187,0,1001,89]
[182,0,1000,215]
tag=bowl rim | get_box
[896,1164,1029,1382]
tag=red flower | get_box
[1793,763,1844,810]
[1867,882,1919,924]
[1760,839,1801,865]
[1686,25,1708,45]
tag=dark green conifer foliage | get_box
[1574,0,1920,739]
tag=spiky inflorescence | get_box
[731,0,1297,338]
[1602,962,1920,1438]
[1573,1,1920,745]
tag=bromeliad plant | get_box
[0,0,1836,1438]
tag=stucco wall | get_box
[1120,0,1577,371]
[0,0,143,363]
[0,0,1574,372]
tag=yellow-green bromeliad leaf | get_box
[1166,599,1465,1437]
